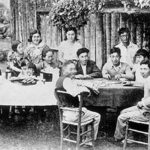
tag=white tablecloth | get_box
[0,80,57,106]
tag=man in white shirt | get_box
[102,47,134,80]
[115,28,139,68]
[114,60,150,142]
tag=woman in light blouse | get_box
[58,27,82,63]
[25,29,47,75]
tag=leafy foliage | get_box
[49,0,101,29]
[49,0,150,29]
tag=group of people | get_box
[1,26,150,145]
[55,27,150,146]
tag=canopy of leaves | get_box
[49,0,150,29]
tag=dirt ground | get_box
[0,111,147,150]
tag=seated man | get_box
[114,59,150,142]
[56,60,101,144]
[132,49,149,84]
[102,47,134,81]
[75,48,101,78]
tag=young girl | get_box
[7,40,25,77]
[39,46,61,82]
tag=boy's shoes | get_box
[121,139,133,144]
[83,142,93,148]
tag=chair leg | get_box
[76,126,80,150]
[123,121,129,150]
[148,120,150,150]
[60,122,63,150]
[91,122,95,150]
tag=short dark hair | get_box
[64,27,78,41]
[110,47,121,56]
[42,45,54,59]
[77,48,89,57]
[135,49,149,59]
[28,29,42,43]
[140,59,150,68]
[28,62,37,75]
[11,40,21,52]
[20,61,27,67]
[118,27,130,37]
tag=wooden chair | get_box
[123,118,150,150]
[55,89,95,150]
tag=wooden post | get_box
[103,14,106,64]
[96,13,103,69]
[106,13,111,60]
[111,13,117,48]
[89,14,96,61]
[136,20,142,48]
[120,13,126,28]
[79,26,85,47]
[130,14,136,44]
[84,21,91,50]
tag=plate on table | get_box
[106,80,121,84]
[9,77,24,82]
[122,81,133,86]
[21,78,37,85]
[74,76,93,80]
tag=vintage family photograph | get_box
[0,0,150,150]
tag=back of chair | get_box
[54,89,83,122]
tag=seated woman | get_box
[132,49,149,84]
[38,45,61,82]
[24,29,48,75]
[102,47,134,81]
[7,40,25,77]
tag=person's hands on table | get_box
[137,101,143,109]
[104,74,111,80]
[114,74,122,80]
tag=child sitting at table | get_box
[38,45,61,82]
[132,49,149,84]
[7,40,26,77]
[16,61,40,84]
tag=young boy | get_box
[56,60,101,144]
[132,49,149,84]
[114,60,150,142]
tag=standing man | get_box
[114,60,150,142]
[75,48,101,79]
[115,27,139,68]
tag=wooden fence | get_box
[11,0,150,69]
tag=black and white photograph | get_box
[0,0,150,150]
